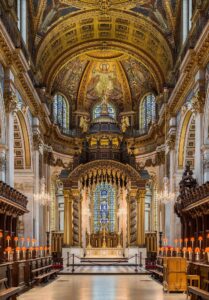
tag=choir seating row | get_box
[0,256,60,299]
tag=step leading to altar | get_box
[62,247,147,266]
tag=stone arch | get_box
[177,110,194,169]
[14,111,32,169]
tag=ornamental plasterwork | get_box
[191,91,205,113]
[36,10,173,87]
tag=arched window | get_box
[139,93,156,130]
[0,64,4,95]
[93,183,116,233]
[53,94,69,130]
[92,102,116,120]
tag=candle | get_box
[184,238,188,248]
[195,247,200,261]
[190,237,195,249]
[22,247,26,259]
[174,239,178,247]
[5,247,12,260]
[188,247,192,260]
[6,236,11,247]
[182,247,187,258]
[32,239,36,247]
[21,237,25,247]
[40,246,43,257]
[175,247,179,256]
[198,236,203,249]
[170,247,174,256]
[14,236,18,247]
[163,238,167,246]
[27,237,30,247]
[16,247,20,260]
[180,238,183,248]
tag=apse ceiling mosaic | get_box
[52,54,157,111]
[29,0,178,111]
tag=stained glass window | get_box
[93,183,116,233]
[93,102,116,120]
[53,94,69,130]
[139,93,156,130]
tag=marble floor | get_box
[18,275,187,300]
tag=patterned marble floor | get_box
[61,265,147,274]
[18,275,187,300]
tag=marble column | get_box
[63,190,73,246]
[166,121,176,246]
[0,147,6,182]
[136,189,146,246]
[202,145,209,182]
[4,69,17,187]
[33,118,42,244]
[192,69,205,184]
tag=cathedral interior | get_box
[0,1,209,299]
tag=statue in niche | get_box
[121,116,130,133]
[79,115,89,133]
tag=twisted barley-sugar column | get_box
[137,189,146,246]
[63,190,73,246]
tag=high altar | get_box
[60,96,148,258]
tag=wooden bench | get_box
[31,265,53,274]
[150,270,163,283]
[188,286,209,300]
[34,269,59,285]
[0,278,19,300]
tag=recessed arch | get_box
[178,110,193,169]
[14,111,32,169]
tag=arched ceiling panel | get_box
[36,10,173,90]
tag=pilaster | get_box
[136,189,146,246]
[191,69,205,184]
[63,190,73,246]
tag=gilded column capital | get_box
[63,190,71,199]
[166,134,176,151]
[191,91,205,113]
[33,132,43,151]
[4,92,18,113]
[137,189,146,201]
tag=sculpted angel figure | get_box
[121,116,130,133]
[79,115,89,133]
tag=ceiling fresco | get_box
[52,54,157,112]
[53,58,88,103]
[120,58,156,103]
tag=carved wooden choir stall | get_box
[0,181,59,299]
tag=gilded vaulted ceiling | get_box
[29,0,178,111]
